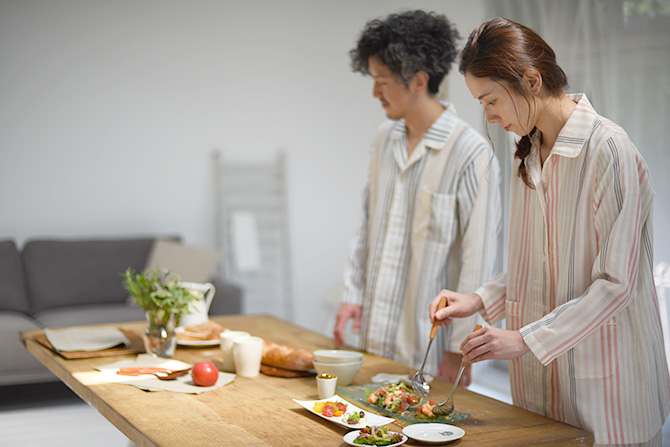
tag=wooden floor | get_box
[0,382,132,447]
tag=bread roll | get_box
[262,340,314,371]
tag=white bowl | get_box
[313,359,363,386]
[313,349,364,363]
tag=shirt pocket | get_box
[413,187,458,245]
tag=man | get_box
[333,10,502,385]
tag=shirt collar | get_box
[389,101,459,151]
[549,93,598,158]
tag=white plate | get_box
[402,423,465,444]
[292,396,395,429]
[175,327,220,346]
[343,429,407,447]
[176,338,220,347]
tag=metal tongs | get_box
[410,296,447,397]
[432,324,483,416]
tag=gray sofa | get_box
[0,237,242,386]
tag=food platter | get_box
[292,395,395,429]
[402,423,465,444]
[337,384,470,424]
[343,429,407,447]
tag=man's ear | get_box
[523,68,543,95]
[410,71,430,94]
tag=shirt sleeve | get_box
[446,142,504,350]
[520,131,654,365]
[475,271,508,324]
[341,185,369,306]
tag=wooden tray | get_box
[31,328,145,359]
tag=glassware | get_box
[143,310,177,358]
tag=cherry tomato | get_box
[336,402,347,413]
[191,361,219,386]
[322,404,335,417]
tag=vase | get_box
[143,310,177,358]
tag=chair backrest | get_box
[213,150,293,321]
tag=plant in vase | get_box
[122,267,199,358]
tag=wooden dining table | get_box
[21,314,593,446]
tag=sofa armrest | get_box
[208,276,243,315]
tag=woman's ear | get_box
[522,68,543,95]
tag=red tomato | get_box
[322,404,335,417]
[191,361,219,386]
[336,402,347,413]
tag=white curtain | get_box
[483,0,670,266]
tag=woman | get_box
[429,18,669,446]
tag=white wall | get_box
[0,0,486,336]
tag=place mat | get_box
[260,364,316,378]
[94,355,236,394]
[32,328,145,359]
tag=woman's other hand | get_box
[460,326,530,363]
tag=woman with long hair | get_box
[429,18,669,446]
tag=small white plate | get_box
[292,396,394,429]
[402,423,465,444]
[176,338,220,347]
[343,430,407,447]
[175,327,220,346]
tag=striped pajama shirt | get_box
[476,94,670,445]
[342,104,502,375]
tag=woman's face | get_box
[465,72,536,136]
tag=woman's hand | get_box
[459,326,530,363]
[429,290,484,326]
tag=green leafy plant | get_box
[122,267,199,324]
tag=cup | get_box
[220,331,250,372]
[232,336,264,378]
[316,373,338,399]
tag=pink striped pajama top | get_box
[475,94,670,445]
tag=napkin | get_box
[44,327,130,352]
[94,354,236,394]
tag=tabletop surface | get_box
[21,314,594,447]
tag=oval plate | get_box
[402,423,465,444]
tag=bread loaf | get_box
[262,340,314,371]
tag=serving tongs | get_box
[432,324,483,416]
[410,296,447,397]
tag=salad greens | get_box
[353,425,402,446]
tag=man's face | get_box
[369,57,413,120]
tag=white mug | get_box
[220,331,250,372]
[232,336,264,378]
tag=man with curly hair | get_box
[333,10,502,386]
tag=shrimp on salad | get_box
[365,383,419,414]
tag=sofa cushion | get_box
[23,238,156,313]
[0,240,30,314]
[0,311,55,385]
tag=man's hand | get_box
[437,351,472,386]
[429,290,484,326]
[333,303,362,349]
[460,326,530,363]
